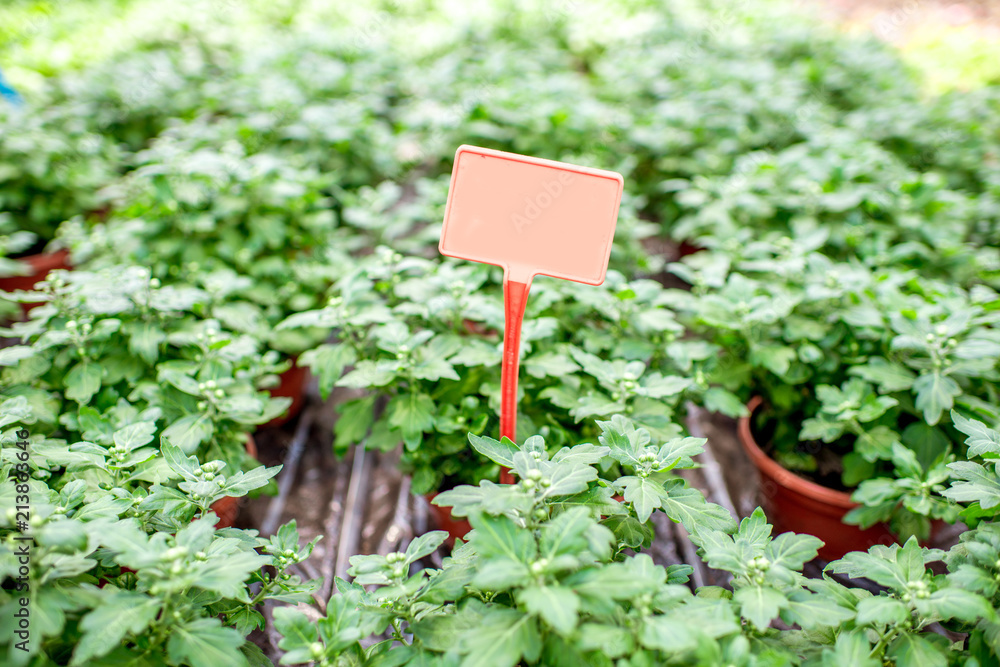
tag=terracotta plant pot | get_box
[676,240,705,258]
[262,359,308,429]
[210,433,258,529]
[426,492,472,545]
[0,249,71,313]
[738,397,896,561]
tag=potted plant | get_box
[58,128,345,423]
[668,244,999,557]
[274,417,998,666]
[279,249,740,538]
[0,104,120,305]
[0,265,290,472]
[0,395,321,665]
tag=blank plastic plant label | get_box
[440,144,623,287]
[439,145,624,482]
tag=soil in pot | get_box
[0,249,71,313]
[738,397,896,561]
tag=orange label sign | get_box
[439,145,623,285]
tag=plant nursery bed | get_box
[237,398,744,662]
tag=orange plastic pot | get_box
[0,249,71,313]
[738,397,896,561]
[210,433,258,529]
[426,493,472,545]
[262,359,308,429]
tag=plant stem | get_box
[391,618,410,646]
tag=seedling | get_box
[439,145,623,482]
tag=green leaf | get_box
[656,437,706,470]
[640,373,692,398]
[450,340,502,368]
[917,587,995,624]
[855,425,900,462]
[412,356,459,382]
[750,345,796,376]
[576,623,634,657]
[194,551,271,598]
[659,482,736,533]
[703,388,749,417]
[854,596,908,625]
[821,631,878,667]
[127,321,165,364]
[65,361,103,404]
[0,345,34,367]
[951,410,1000,457]
[468,434,519,468]
[886,633,947,667]
[765,532,822,571]
[162,414,214,454]
[944,462,1000,509]
[542,462,598,498]
[166,619,246,667]
[734,586,785,629]
[602,515,653,549]
[300,344,357,399]
[856,395,898,423]
[598,415,647,467]
[459,609,540,667]
[901,423,949,471]
[518,586,579,635]
[404,531,447,564]
[72,593,160,665]
[524,351,579,379]
[335,397,375,449]
[224,465,282,497]
[848,358,916,393]
[782,593,855,629]
[639,614,699,652]
[272,607,319,650]
[620,476,662,523]
[827,548,907,589]
[913,373,961,426]
[162,442,200,479]
[114,422,157,451]
[337,360,396,389]
[541,507,593,559]
[387,392,435,442]
[470,514,536,565]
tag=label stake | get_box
[439,145,623,484]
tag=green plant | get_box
[0,265,290,470]
[669,249,999,539]
[0,212,37,277]
[0,395,320,666]
[280,248,738,494]
[0,104,120,244]
[274,416,997,666]
[667,131,991,283]
[61,135,343,354]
